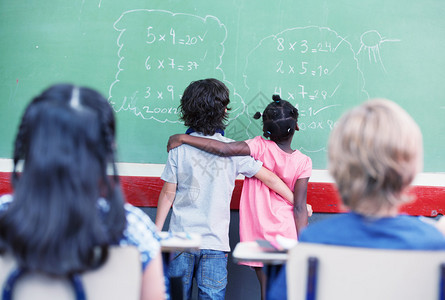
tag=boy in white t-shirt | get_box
[155,78,293,300]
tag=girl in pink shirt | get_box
[168,95,312,298]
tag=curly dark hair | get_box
[179,78,230,135]
[253,95,299,143]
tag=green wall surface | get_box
[1,1,444,170]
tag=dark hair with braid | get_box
[253,95,299,143]
[0,84,126,276]
[179,78,231,135]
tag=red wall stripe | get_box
[0,172,11,196]
[1,172,443,217]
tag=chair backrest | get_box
[286,243,445,300]
[0,246,142,300]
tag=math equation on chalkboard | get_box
[108,10,399,153]
[109,9,229,124]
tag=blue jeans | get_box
[168,249,228,300]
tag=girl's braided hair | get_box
[253,95,299,143]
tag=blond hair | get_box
[328,99,423,215]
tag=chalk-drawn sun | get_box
[357,30,400,72]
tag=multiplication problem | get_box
[276,60,329,77]
[274,84,340,101]
[144,56,199,71]
[144,85,178,100]
[146,26,207,46]
[276,38,337,54]
[298,119,335,131]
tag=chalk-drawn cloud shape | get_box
[235,26,368,153]
[109,9,231,123]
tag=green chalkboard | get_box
[1,1,444,171]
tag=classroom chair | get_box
[0,246,141,300]
[286,243,445,300]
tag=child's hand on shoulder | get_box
[306,204,313,217]
[167,134,186,152]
